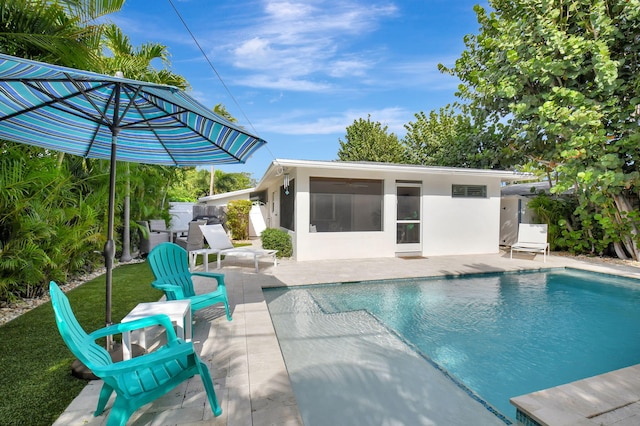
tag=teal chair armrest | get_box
[151,281,187,299]
[89,314,179,343]
[92,341,195,376]
[191,271,225,280]
[192,271,226,287]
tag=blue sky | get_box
[112,0,488,181]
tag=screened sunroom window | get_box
[452,184,487,198]
[310,177,383,232]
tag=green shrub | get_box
[260,228,292,258]
[226,200,252,240]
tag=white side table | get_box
[121,300,192,360]
[188,248,219,271]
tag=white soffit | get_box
[262,159,536,183]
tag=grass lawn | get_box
[0,261,162,426]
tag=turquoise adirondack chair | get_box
[148,242,232,321]
[49,282,222,426]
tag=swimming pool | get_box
[264,268,640,424]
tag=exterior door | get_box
[396,184,421,253]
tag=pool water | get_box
[264,269,640,422]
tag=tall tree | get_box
[100,23,188,259]
[0,0,127,297]
[337,115,405,163]
[403,104,510,169]
[441,0,640,259]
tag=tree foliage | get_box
[0,0,129,300]
[0,1,217,301]
[0,0,124,70]
[226,199,253,240]
[213,103,237,122]
[337,115,405,163]
[441,0,640,259]
[213,169,254,193]
[0,143,103,301]
[99,23,187,88]
[167,168,253,202]
[403,104,512,168]
[98,23,189,253]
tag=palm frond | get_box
[59,0,126,25]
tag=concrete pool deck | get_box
[53,250,640,426]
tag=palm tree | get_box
[0,0,127,297]
[100,24,187,88]
[99,24,188,260]
[0,0,125,70]
[213,103,237,123]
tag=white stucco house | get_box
[200,159,536,261]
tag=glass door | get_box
[396,184,421,253]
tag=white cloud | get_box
[328,58,371,78]
[235,75,332,91]
[234,37,273,59]
[111,1,402,93]
[256,106,409,136]
[258,1,397,39]
[264,1,316,21]
[218,1,398,91]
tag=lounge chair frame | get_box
[510,223,550,262]
[199,224,277,272]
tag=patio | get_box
[53,251,640,426]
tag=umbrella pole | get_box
[103,130,119,350]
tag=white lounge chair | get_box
[510,223,550,262]
[199,224,277,272]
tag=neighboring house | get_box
[499,181,554,246]
[202,159,536,261]
[199,188,255,206]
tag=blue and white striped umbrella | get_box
[0,53,266,165]
[0,53,267,333]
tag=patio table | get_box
[121,300,192,360]
[189,248,220,272]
